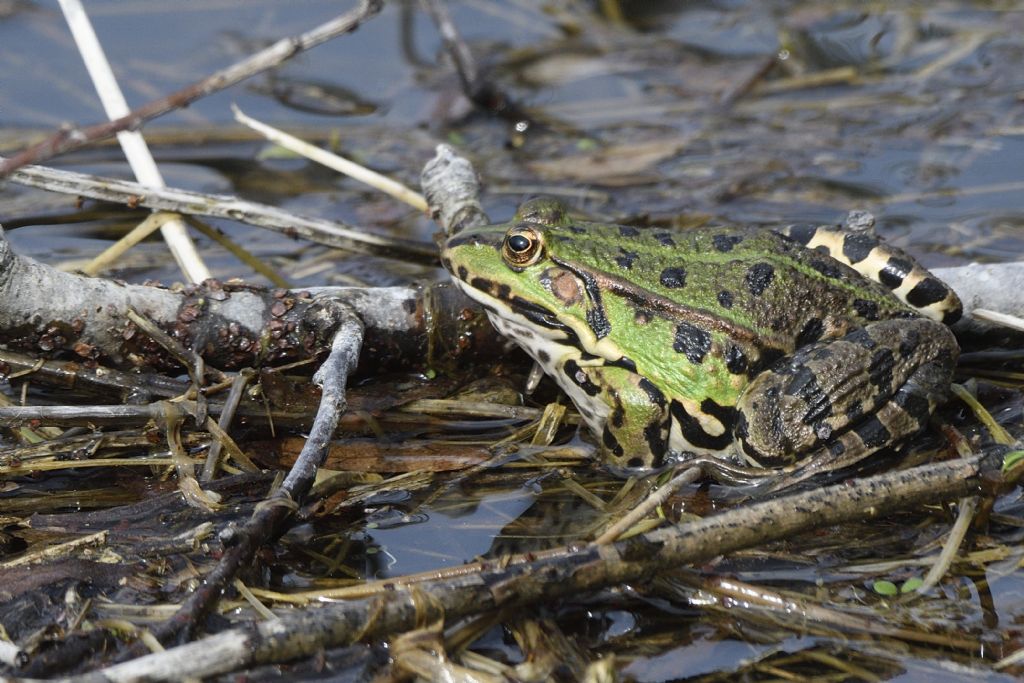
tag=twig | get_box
[0,349,191,399]
[201,416,259,474]
[5,159,435,261]
[420,0,523,119]
[232,579,278,622]
[183,216,290,288]
[0,404,196,428]
[971,308,1024,332]
[54,452,1000,682]
[917,496,977,593]
[144,305,363,647]
[949,384,1015,449]
[0,530,108,570]
[81,212,176,276]
[421,0,480,98]
[420,144,488,233]
[689,574,980,650]
[58,0,211,284]
[125,308,202,384]
[232,105,429,212]
[161,401,223,512]
[593,466,702,545]
[0,458,178,474]
[0,0,385,178]
[201,369,256,481]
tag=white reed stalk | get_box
[58,0,211,283]
[232,104,429,212]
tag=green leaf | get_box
[873,580,898,596]
[1002,450,1024,472]
[900,577,924,593]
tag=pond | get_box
[1,1,1023,680]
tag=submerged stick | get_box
[420,0,525,121]
[0,0,385,178]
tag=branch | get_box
[4,159,435,261]
[58,452,1000,682]
[0,225,503,377]
[420,143,488,233]
[0,0,385,177]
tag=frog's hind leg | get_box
[780,225,962,324]
[775,363,955,489]
[734,318,958,474]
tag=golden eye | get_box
[501,227,544,268]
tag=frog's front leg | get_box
[564,361,671,469]
[735,318,958,470]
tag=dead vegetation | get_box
[1,1,1024,680]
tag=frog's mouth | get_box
[449,274,567,338]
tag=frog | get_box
[440,198,962,481]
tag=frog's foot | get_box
[733,318,958,473]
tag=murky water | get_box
[2,0,1023,679]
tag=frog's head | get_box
[440,199,591,339]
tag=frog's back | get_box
[546,223,926,353]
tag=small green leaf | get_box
[1002,450,1024,472]
[873,580,898,596]
[900,577,924,593]
[576,138,598,151]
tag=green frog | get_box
[441,198,961,479]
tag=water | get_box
[1,1,1022,679]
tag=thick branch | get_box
[0,227,500,375]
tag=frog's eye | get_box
[502,227,544,268]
